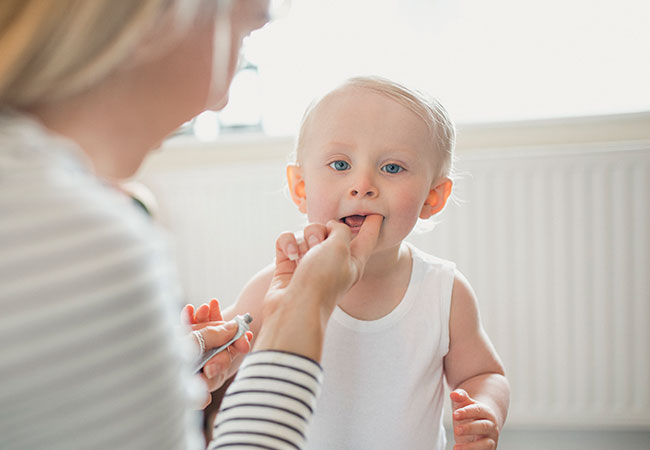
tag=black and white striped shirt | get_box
[212,351,323,450]
[0,112,322,450]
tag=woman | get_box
[0,1,381,449]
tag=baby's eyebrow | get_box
[380,145,418,155]
[325,141,352,149]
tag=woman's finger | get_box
[192,375,212,409]
[276,231,301,262]
[230,333,252,355]
[208,298,223,321]
[199,371,225,397]
[322,214,382,286]
[296,237,309,261]
[199,320,252,365]
[200,320,238,348]
[303,223,327,249]
[195,303,210,323]
[203,333,251,380]
[349,214,382,262]
[202,351,232,379]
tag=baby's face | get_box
[296,87,440,252]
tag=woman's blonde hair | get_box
[295,76,456,179]
[0,0,211,107]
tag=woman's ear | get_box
[419,178,453,219]
[286,164,307,213]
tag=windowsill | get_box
[455,111,650,151]
[140,112,650,173]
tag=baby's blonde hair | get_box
[295,76,456,179]
[0,0,213,108]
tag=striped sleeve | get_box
[209,351,323,450]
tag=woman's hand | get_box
[274,215,383,309]
[183,299,253,406]
[254,215,383,360]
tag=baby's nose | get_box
[349,178,378,198]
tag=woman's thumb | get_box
[200,321,238,350]
[350,214,382,263]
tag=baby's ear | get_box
[286,164,307,213]
[419,178,452,219]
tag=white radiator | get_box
[409,141,650,428]
[142,140,650,429]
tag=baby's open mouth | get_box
[340,215,367,228]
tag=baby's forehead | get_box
[299,86,437,153]
[308,85,433,131]
[312,85,385,113]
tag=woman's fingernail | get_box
[225,321,237,330]
[308,235,319,247]
[287,244,299,261]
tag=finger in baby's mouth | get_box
[340,215,367,228]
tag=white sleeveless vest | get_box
[305,244,456,450]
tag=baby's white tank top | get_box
[304,244,456,450]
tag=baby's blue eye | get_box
[381,163,404,174]
[329,160,350,171]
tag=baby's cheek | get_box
[305,188,340,223]
[305,203,336,225]
[392,194,424,229]
[396,192,425,217]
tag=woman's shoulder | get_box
[0,113,159,250]
[0,166,176,303]
[1,169,163,250]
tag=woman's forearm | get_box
[209,351,323,450]
[253,286,330,362]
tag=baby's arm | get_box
[200,265,271,360]
[444,270,510,449]
[199,266,275,439]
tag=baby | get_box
[217,76,510,449]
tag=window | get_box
[181,0,650,140]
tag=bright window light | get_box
[193,111,220,141]
[197,0,650,137]
[218,64,263,130]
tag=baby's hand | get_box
[182,297,254,352]
[181,299,253,402]
[450,389,500,449]
[181,298,224,325]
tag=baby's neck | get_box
[360,242,408,280]
[338,241,412,320]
